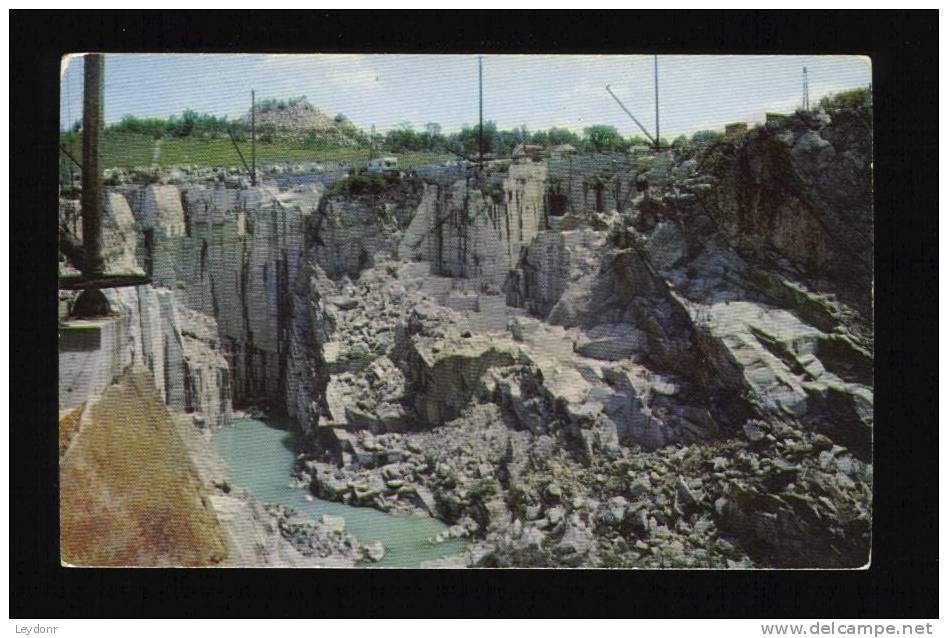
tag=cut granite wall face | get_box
[59,314,126,413]
[58,190,144,277]
[417,162,548,291]
[296,165,548,293]
[504,228,607,318]
[545,153,664,217]
[122,182,321,409]
[310,179,426,279]
[58,284,232,428]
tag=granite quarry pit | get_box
[59,102,873,568]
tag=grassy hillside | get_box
[60,369,228,566]
[60,132,452,171]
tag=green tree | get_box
[548,127,581,146]
[583,125,625,152]
[529,129,549,146]
[385,123,420,152]
[818,87,870,112]
[453,121,499,157]
[690,130,722,144]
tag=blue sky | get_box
[60,53,870,138]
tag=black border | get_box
[11,10,938,619]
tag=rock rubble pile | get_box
[286,106,872,568]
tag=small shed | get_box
[549,144,577,160]
[512,143,546,162]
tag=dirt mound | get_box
[241,97,359,145]
[60,369,228,566]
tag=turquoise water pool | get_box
[211,417,463,568]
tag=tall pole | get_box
[81,53,105,278]
[803,67,809,110]
[653,55,660,151]
[478,55,484,168]
[251,89,257,185]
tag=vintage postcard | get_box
[58,53,873,568]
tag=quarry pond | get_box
[211,417,464,568]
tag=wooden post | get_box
[81,53,105,278]
[71,52,113,317]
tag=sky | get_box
[60,53,871,138]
